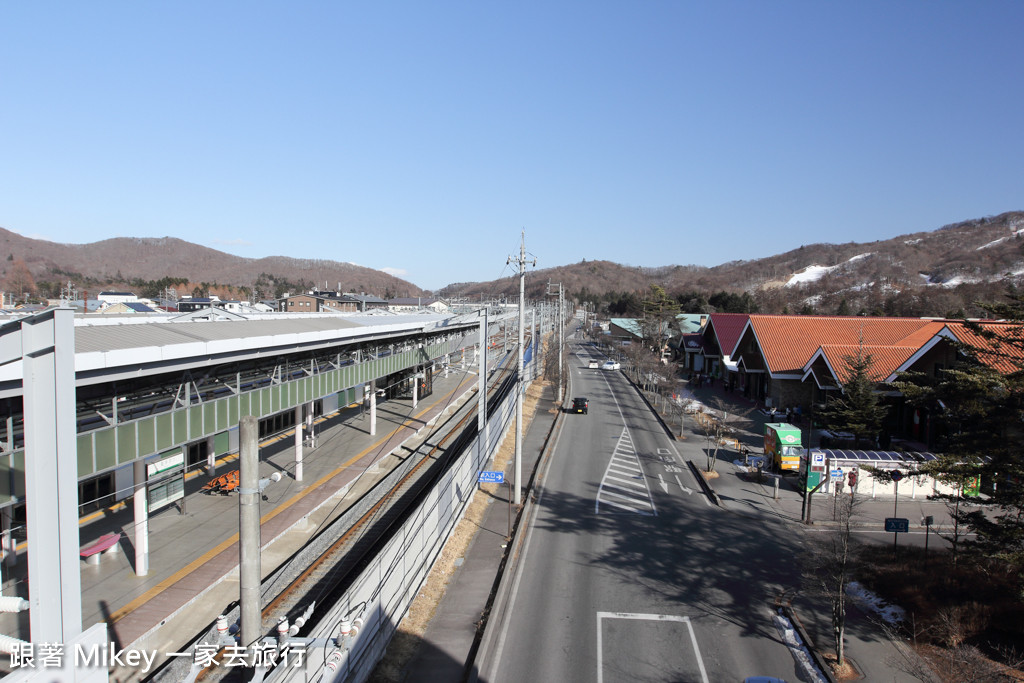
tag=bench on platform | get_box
[80,533,121,565]
[201,470,240,495]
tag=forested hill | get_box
[439,211,1024,317]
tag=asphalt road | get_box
[481,339,807,683]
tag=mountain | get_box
[438,211,1024,318]
[4,210,1022,316]
[0,229,427,300]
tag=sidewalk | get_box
[401,382,560,683]
[655,377,940,682]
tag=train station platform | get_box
[0,363,486,679]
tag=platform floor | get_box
[0,365,484,678]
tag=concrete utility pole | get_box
[239,416,261,656]
[507,231,535,505]
[547,281,564,402]
[478,308,488,466]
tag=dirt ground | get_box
[370,378,553,682]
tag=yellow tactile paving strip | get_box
[106,375,476,638]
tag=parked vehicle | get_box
[764,422,803,472]
[601,360,620,371]
[570,397,589,414]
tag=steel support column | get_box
[369,380,377,436]
[294,405,303,482]
[133,459,149,577]
[20,308,82,643]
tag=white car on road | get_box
[601,360,621,371]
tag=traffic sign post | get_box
[884,517,909,533]
[891,470,903,558]
[478,471,504,484]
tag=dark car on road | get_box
[570,397,589,414]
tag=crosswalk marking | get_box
[596,428,656,515]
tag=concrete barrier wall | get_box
[285,354,532,683]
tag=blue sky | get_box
[2,2,1021,291]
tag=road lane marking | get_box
[596,428,656,516]
[601,487,654,507]
[675,474,693,495]
[605,474,645,489]
[596,612,709,683]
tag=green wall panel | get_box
[12,452,24,498]
[0,455,11,502]
[217,400,228,430]
[203,404,215,435]
[117,423,137,464]
[228,395,239,423]
[214,431,230,455]
[156,414,173,451]
[77,434,94,476]
[95,429,116,471]
[137,419,156,457]
[173,410,188,445]
[189,405,204,441]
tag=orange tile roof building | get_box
[686,314,1024,449]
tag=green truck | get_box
[764,422,803,472]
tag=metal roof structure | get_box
[812,448,938,464]
[0,310,476,396]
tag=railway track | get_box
[180,348,521,683]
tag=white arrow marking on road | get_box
[658,473,669,493]
[675,475,693,495]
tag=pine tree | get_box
[893,288,1024,573]
[817,344,889,448]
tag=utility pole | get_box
[239,416,261,659]
[547,281,564,402]
[478,307,488,468]
[507,231,535,506]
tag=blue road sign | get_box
[478,470,504,484]
[884,517,909,533]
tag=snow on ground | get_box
[787,264,834,286]
[785,253,874,287]
[939,274,982,288]
[846,581,906,625]
[772,612,828,683]
[920,272,984,287]
[977,236,1009,250]
[975,228,1024,250]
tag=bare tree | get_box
[802,492,862,668]
[697,398,754,473]
[878,610,1021,683]
[4,259,36,301]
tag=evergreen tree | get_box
[891,358,1006,567]
[817,344,889,448]
[892,288,1024,574]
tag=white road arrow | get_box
[675,475,693,495]
[658,474,669,493]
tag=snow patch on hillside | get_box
[976,228,1024,251]
[785,253,874,287]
